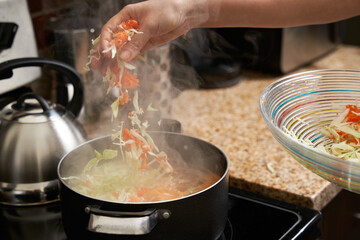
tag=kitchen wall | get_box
[27,0,123,57]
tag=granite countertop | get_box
[170,45,360,210]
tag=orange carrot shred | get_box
[120,19,139,30]
[121,71,139,89]
[136,187,149,197]
[114,31,129,48]
[119,91,130,105]
[113,191,120,198]
[345,104,360,123]
[139,160,148,169]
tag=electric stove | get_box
[0,187,321,240]
[223,187,321,239]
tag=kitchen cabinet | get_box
[322,190,360,240]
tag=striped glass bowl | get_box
[259,69,360,193]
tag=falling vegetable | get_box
[84,19,171,170]
[82,19,172,180]
[84,19,142,116]
[64,20,221,203]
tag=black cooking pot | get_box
[58,132,229,240]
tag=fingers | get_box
[99,1,189,62]
[118,30,153,62]
[100,10,131,58]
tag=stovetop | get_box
[224,188,321,239]
[0,187,321,240]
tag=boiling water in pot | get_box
[62,135,221,203]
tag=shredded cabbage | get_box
[65,20,220,202]
[290,105,360,163]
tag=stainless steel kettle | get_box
[0,58,87,206]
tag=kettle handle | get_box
[0,57,84,117]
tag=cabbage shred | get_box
[289,105,360,163]
[66,20,183,202]
[317,105,360,162]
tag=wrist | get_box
[179,0,216,29]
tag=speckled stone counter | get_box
[171,45,360,210]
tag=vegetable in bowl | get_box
[317,104,360,162]
[259,69,360,194]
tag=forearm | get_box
[100,0,360,62]
[189,0,360,28]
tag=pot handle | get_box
[84,206,171,235]
[0,57,83,117]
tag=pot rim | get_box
[57,131,229,205]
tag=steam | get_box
[47,1,237,138]
[170,28,239,90]
[54,3,230,196]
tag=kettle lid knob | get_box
[1,92,65,123]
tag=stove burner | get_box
[0,188,321,240]
[218,219,234,240]
[0,202,66,240]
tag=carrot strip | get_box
[120,19,139,30]
[346,104,360,123]
[121,71,139,89]
[114,31,129,48]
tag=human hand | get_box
[100,0,211,62]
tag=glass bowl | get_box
[259,69,360,194]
